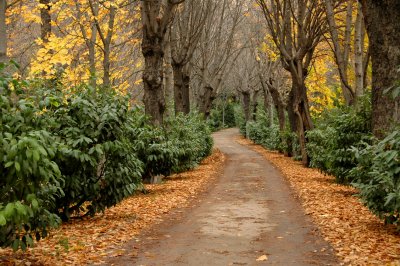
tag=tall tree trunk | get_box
[354,2,364,99]
[172,63,190,114]
[40,0,51,43]
[89,2,98,88]
[242,91,251,123]
[103,44,111,87]
[325,0,355,105]
[199,85,215,118]
[182,69,190,113]
[291,73,314,166]
[286,89,297,157]
[360,0,400,137]
[102,6,115,88]
[0,0,7,63]
[142,35,165,126]
[267,81,286,132]
[164,36,174,117]
[251,90,260,121]
[140,0,180,126]
[262,86,274,127]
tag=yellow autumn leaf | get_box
[256,255,268,261]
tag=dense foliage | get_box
[208,101,237,131]
[0,72,213,250]
[246,110,281,151]
[306,96,372,183]
[350,130,400,227]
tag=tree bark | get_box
[199,85,215,118]
[142,34,166,126]
[354,2,364,98]
[172,63,190,114]
[251,89,260,121]
[163,35,174,116]
[242,91,251,123]
[290,72,314,165]
[140,0,182,126]
[262,86,274,127]
[40,0,51,43]
[0,0,6,63]
[360,0,400,137]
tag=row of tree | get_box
[1,0,399,166]
[249,0,400,165]
[0,0,248,125]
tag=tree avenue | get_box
[0,0,400,254]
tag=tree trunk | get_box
[40,0,51,43]
[291,74,314,166]
[182,70,190,113]
[325,0,355,105]
[103,44,111,87]
[0,0,6,63]
[142,35,165,126]
[164,36,174,117]
[360,0,400,137]
[354,2,364,98]
[199,85,215,118]
[262,87,273,126]
[251,90,259,121]
[89,2,98,87]
[172,63,190,114]
[267,82,286,132]
[242,91,251,123]
[102,6,115,88]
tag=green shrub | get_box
[43,86,144,220]
[350,130,400,227]
[306,95,372,183]
[166,112,213,173]
[247,121,281,150]
[234,105,247,135]
[0,71,214,250]
[208,102,237,131]
[0,75,62,250]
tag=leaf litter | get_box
[0,149,225,265]
[237,137,400,265]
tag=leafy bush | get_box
[350,130,400,227]
[247,121,281,150]
[306,95,372,183]
[0,73,62,250]
[208,102,237,131]
[279,129,300,158]
[0,70,214,250]
[167,112,213,172]
[138,112,213,180]
[43,87,144,220]
[234,105,247,135]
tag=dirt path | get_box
[108,128,338,265]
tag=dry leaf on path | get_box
[256,255,268,261]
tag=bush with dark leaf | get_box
[306,95,372,183]
[0,69,62,251]
[350,130,400,228]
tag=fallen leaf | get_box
[256,255,268,261]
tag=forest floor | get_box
[1,128,399,265]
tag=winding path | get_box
[109,128,338,265]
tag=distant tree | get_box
[256,0,327,165]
